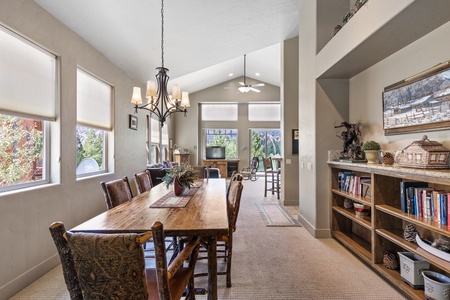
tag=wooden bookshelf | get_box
[329,161,450,300]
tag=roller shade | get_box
[77,69,112,131]
[0,26,56,121]
[248,103,280,121]
[202,104,238,121]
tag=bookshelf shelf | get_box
[329,161,450,300]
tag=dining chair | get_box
[241,156,259,181]
[48,222,84,300]
[100,176,133,210]
[263,157,281,199]
[133,169,153,195]
[193,179,244,288]
[65,221,200,300]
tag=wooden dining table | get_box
[70,178,229,300]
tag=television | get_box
[206,146,226,159]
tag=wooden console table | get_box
[202,159,239,178]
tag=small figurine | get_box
[334,121,365,161]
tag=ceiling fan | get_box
[230,54,265,93]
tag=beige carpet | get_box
[10,178,405,299]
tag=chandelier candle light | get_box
[130,0,190,127]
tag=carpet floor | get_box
[9,178,405,299]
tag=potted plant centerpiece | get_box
[162,164,199,196]
[362,140,381,164]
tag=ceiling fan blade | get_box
[251,83,265,87]
[249,87,261,93]
[238,82,245,86]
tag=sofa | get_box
[146,161,178,186]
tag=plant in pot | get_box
[162,164,199,196]
[362,140,381,164]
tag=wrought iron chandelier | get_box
[130,0,189,127]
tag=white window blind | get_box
[77,69,112,131]
[162,124,169,145]
[248,103,280,121]
[0,26,56,121]
[202,104,238,121]
[151,117,160,143]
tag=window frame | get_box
[76,68,112,178]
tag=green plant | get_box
[361,140,381,151]
[162,164,199,189]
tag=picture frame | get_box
[292,129,299,155]
[383,61,450,135]
[129,114,138,130]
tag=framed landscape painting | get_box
[383,62,450,135]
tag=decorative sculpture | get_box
[334,121,366,162]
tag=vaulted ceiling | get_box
[34,0,302,93]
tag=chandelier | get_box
[130,0,190,127]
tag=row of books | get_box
[400,181,449,225]
[338,172,371,199]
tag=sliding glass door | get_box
[250,129,281,170]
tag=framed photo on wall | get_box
[383,61,450,135]
[292,129,299,155]
[129,114,138,130]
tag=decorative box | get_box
[353,202,370,217]
[398,252,430,289]
[397,135,449,169]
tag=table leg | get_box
[207,236,218,300]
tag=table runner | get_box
[150,182,202,208]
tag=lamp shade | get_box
[181,91,190,108]
[146,80,157,98]
[131,87,143,105]
[172,84,181,100]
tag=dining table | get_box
[70,178,229,300]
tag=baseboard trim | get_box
[0,254,60,300]
[298,214,331,238]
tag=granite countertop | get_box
[328,160,450,180]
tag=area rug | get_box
[256,203,302,227]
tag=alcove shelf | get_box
[329,161,450,299]
[316,0,450,79]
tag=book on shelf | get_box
[400,181,427,213]
[360,177,371,199]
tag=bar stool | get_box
[263,157,281,199]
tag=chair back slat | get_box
[48,222,84,300]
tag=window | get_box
[204,129,238,159]
[201,104,238,121]
[0,114,47,188]
[0,25,56,191]
[149,117,160,164]
[76,69,112,176]
[248,103,281,121]
[161,125,169,161]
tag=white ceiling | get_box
[34,0,302,93]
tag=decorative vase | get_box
[365,150,379,164]
[173,178,187,196]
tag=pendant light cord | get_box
[161,0,164,68]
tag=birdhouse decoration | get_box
[397,135,450,169]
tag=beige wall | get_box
[281,37,300,205]
[0,1,146,298]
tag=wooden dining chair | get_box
[65,221,200,300]
[133,170,153,195]
[49,222,84,300]
[193,179,244,288]
[241,156,259,181]
[100,176,133,210]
